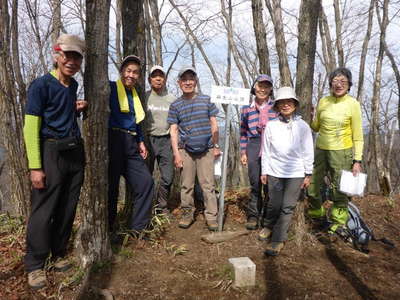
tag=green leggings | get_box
[307,148,353,229]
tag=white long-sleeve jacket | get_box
[261,115,314,178]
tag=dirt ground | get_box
[1,191,400,300]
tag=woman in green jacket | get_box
[307,67,363,236]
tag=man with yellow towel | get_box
[108,55,154,236]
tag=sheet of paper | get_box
[339,170,367,196]
[214,152,223,176]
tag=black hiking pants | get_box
[25,139,85,272]
[108,129,154,232]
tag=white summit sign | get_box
[210,85,250,105]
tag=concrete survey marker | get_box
[228,257,256,287]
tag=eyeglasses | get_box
[332,79,349,85]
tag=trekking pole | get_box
[218,104,232,232]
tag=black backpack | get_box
[337,202,394,253]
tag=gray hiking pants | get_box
[264,176,304,242]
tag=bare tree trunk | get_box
[148,0,162,65]
[293,0,321,249]
[356,0,375,104]
[24,0,49,74]
[144,0,154,67]
[220,0,249,88]
[115,0,122,64]
[333,0,344,67]
[76,0,112,270]
[0,0,31,218]
[50,0,63,44]
[225,0,232,86]
[265,0,292,85]
[374,1,400,131]
[370,0,391,196]
[319,7,336,73]
[295,0,321,124]
[251,0,271,75]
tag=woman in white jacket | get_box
[260,87,314,256]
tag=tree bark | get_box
[220,0,249,88]
[265,0,292,85]
[356,0,375,104]
[144,0,154,67]
[251,0,271,75]
[319,7,336,73]
[295,0,321,124]
[50,0,63,44]
[0,0,31,218]
[333,0,344,67]
[370,0,391,196]
[293,0,321,249]
[148,0,162,65]
[76,0,112,269]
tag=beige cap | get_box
[54,34,85,57]
[150,65,166,76]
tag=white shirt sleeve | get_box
[301,121,314,174]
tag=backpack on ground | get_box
[338,202,395,253]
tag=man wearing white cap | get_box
[23,34,87,289]
[145,66,176,213]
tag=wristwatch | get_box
[214,143,220,149]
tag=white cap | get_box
[274,86,299,103]
[150,65,166,76]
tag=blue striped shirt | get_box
[167,95,218,148]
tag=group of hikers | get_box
[22,34,363,289]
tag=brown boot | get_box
[178,209,194,229]
[264,242,284,256]
[28,269,46,289]
[207,220,218,232]
[53,258,73,272]
[245,217,258,230]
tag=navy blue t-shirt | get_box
[26,73,81,139]
[108,81,144,142]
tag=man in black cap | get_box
[108,55,154,236]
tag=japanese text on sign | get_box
[210,85,250,105]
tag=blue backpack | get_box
[338,202,394,253]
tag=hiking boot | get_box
[258,227,272,241]
[28,269,46,289]
[178,210,194,229]
[245,217,258,230]
[53,258,73,272]
[264,242,284,256]
[207,220,219,232]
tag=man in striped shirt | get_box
[168,66,221,231]
[240,74,277,230]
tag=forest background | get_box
[0,0,399,298]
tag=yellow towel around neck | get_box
[116,79,145,124]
